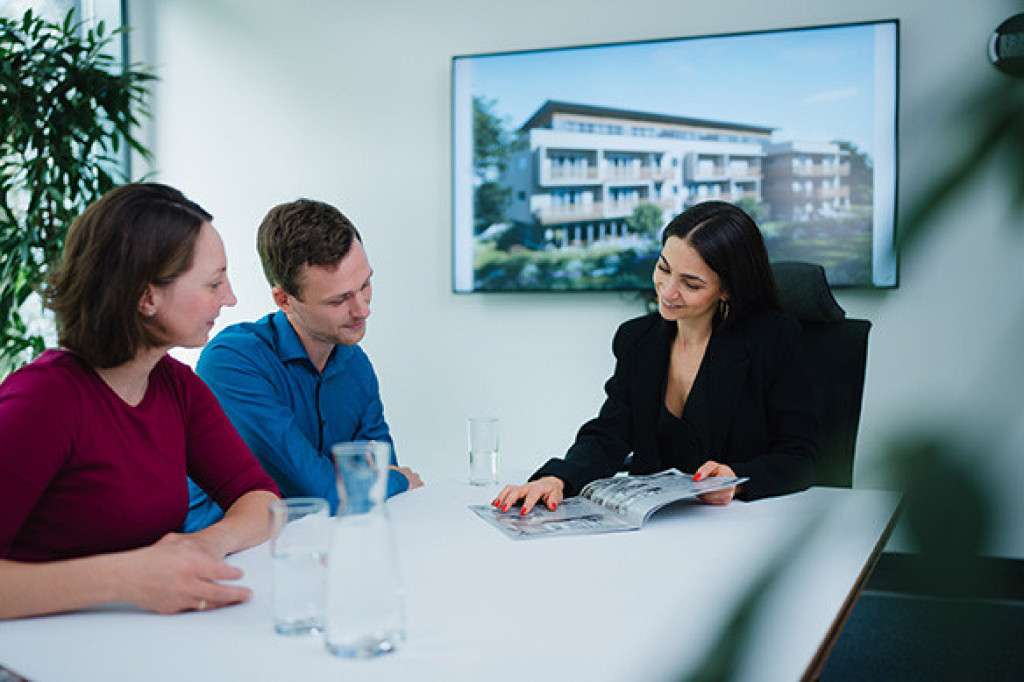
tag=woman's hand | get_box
[192,489,278,559]
[120,532,252,614]
[0,531,253,620]
[694,461,739,506]
[493,476,565,515]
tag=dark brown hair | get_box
[662,200,782,328]
[44,183,212,368]
[256,199,361,299]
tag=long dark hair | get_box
[661,200,782,327]
[45,183,212,368]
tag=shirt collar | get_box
[269,309,353,374]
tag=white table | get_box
[0,481,900,682]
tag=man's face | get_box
[275,241,373,358]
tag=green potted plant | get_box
[0,8,154,377]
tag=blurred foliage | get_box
[885,21,1024,611]
[887,433,995,594]
[683,16,1024,679]
[0,7,154,378]
[686,513,827,682]
[899,73,1024,247]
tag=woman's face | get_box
[147,222,237,349]
[652,236,725,326]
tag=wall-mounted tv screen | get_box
[452,19,899,292]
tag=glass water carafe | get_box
[324,440,406,658]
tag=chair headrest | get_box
[771,261,846,322]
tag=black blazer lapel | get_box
[702,326,750,456]
[628,318,674,469]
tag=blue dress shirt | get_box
[185,311,408,528]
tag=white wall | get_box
[131,0,1024,557]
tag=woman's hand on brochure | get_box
[693,461,739,505]
[492,476,565,515]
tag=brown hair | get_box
[256,199,361,299]
[44,183,212,368]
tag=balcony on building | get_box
[535,196,675,226]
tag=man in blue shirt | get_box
[185,199,421,529]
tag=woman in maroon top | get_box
[0,183,280,619]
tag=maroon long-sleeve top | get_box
[0,350,279,561]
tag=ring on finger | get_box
[197,598,208,612]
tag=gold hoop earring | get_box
[718,299,730,320]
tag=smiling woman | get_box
[494,200,819,515]
[653,238,724,325]
[145,223,238,352]
[46,183,215,370]
[0,183,280,620]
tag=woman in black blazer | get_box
[494,201,819,514]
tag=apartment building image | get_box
[763,140,852,221]
[501,100,850,247]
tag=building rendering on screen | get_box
[500,101,851,248]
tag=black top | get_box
[533,311,820,500]
[657,406,706,475]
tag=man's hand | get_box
[391,465,423,489]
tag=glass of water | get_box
[269,497,329,635]
[468,417,500,485]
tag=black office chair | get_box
[771,261,871,488]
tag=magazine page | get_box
[581,469,748,527]
[469,497,637,540]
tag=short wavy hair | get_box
[662,200,782,328]
[44,183,212,368]
[256,199,361,299]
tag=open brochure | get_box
[470,469,748,540]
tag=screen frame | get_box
[452,19,900,293]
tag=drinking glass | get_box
[269,497,329,635]
[468,417,500,485]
